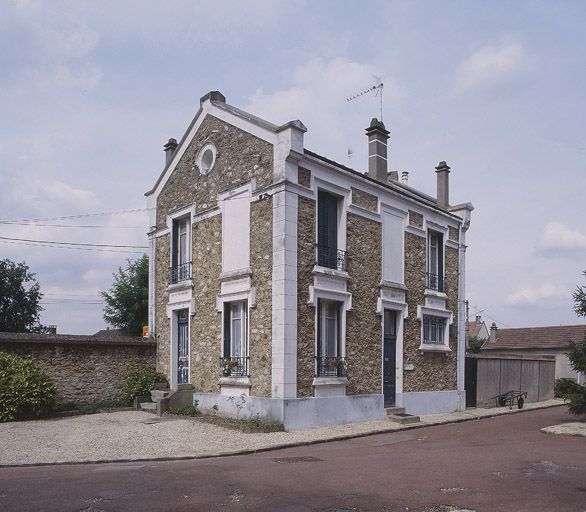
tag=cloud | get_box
[246,57,403,164]
[537,222,586,256]
[455,39,536,93]
[505,284,567,307]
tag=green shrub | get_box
[122,368,167,403]
[555,378,581,399]
[0,351,57,422]
[168,402,200,417]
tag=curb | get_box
[0,402,566,469]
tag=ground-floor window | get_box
[316,299,346,377]
[423,315,446,345]
[221,300,249,376]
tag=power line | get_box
[0,207,153,225]
[0,236,147,249]
[0,240,146,254]
[469,304,510,328]
[1,222,145,229]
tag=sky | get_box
[1,0,585,334]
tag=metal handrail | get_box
[220,356,249,377]
[315,356,348,377]
[426,272,446,292]
[170,262,192,284]
[316,244,347,272]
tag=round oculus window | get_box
[198,144,216,175]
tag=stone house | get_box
[482,323,586,384]
[145,91,473,429]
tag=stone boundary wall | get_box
[0,337,156,403]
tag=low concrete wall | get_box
[193,392,385,431]
[400,390,459,415]
[0,334,156,403]
[474,354,555,407]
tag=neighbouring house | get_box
[145,90,473,429]
[468,315,489,341]
[466,314,489,348]
[481,323,586,384]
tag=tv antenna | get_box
[347,79,384,121]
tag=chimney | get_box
[163,138,178,167]
[46,325,57,335]
[489,322,498,343]
[387,171,399,183]
[475,315,481,323]
[435,161,450,209]
[365,118,390,182]
[401,171,409,184]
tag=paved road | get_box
[1,407,584,512]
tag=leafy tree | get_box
[559,271,586,415]
[0,259,44,333]
[573,270,586,318]
[467,336,485,354]
[101,255,148,336]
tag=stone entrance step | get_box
[385,407,420,424]
[384,406,406,416]
[139,402,157,413]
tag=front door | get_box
[383,310,397,406]
[177,309,189,385]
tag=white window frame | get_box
[416,305,452,352]
[196,142,217,175]
[166,204,195,280]
[222,299,249,360]
[317,299,342,359]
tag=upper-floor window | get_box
[171,217,191,283]
[427,230,445,292]
[317,190,347,271]
[221,300,249,377]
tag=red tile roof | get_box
[482,324,586,351]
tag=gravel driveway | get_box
[0,399,565,466]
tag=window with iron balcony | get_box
[316,190,347,272]
[170,217,191,284]
[220,300,249,377]
[316,299,347,377]
[426,230,446,292]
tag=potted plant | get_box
[221,358,239,377]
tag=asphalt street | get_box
[0,406,584,512]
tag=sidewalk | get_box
[0,399,567,467]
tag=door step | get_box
[139,402,157,413]
[384,406,406,416]
[385,407,420,424]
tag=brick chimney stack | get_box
[435,161,450,209]
[163,138,178,167]
[365,118,390,183]
[489,322,498,343]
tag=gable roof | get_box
[482,324,586,351]
[467,318,488,339]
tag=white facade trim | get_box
[271,188,298,399]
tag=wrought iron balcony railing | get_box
[220,356,249,377]
[316,244,347,272]
[170,262,192,284]
[426,272,446,293]
[315,356,348,378]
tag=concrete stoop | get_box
[385,406,421,425]
[140,384,195,416]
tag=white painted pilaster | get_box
[271,188,298,398]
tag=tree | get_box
[573,270,586,318]
[0,259,44,333]
[467,336,485,354]
[101,255,148,336]
[559,271,586,415]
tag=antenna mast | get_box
[347,80,384,121]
